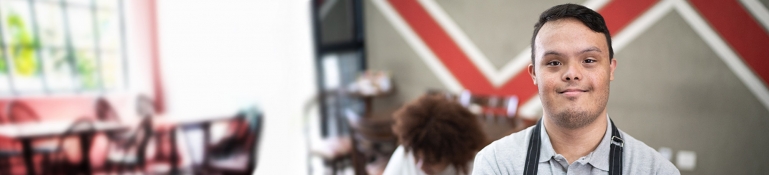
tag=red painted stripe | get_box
[387,0,660,105]
[496,70,538,99]
[690,0,769,87]
[598,0,659,36]
[390,0,496,94]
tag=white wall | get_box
[157,1,315,174]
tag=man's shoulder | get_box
[480,124,534,156]
[473,125,535,174]
[620,130,681,175]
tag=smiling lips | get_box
[559,88,588,96]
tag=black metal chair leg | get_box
[0,158,10,175]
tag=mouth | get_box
[558,88,588,96]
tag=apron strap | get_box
[609,119,623,175]
[522,119,542,175]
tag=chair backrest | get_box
[133,116,154,167]
[211,106,263,174]
[100,96,154,167]
[245,111,263,173]
[231,106,263,152]
[135,95,155,119]
[103,117,154,174]
[457,90,523,141]
[6,100,40,123]
[458,90,519,118]
[96,97,120,122]
[95,97,130,144]
[110,116,153,168]
[51,117,95,164]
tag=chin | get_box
[548,107,601,129]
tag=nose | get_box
[562,63,582,81]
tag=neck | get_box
[543,111,608,164]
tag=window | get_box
[0,0,127,96]
[313,0,366,137]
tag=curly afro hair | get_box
[392,94,487,174]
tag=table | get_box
[154,113,240,127]
[0,120,127,175]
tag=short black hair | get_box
[530,4,613,66]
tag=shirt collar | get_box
[539,114,613,171]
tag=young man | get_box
[383,93,487,175]
[472,4,679,175]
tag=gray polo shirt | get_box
[473,117,680,175]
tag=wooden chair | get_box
[303,95,354,175]
[343,108,397,175]
[98,96,155,174]
[457,90,537,141]
[204,106,263,175]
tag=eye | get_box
[584,59,597,63]
[546,61,561,66]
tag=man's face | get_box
[528,18,617,129]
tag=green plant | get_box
[0,53,7,74]
[75,50,97,89]
[7,12,38,77]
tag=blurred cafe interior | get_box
[0,0,767,175]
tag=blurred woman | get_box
[383,94,487,175]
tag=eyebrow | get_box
[543,50,562,57]
[543,46,602,57]
[580,47,602,54]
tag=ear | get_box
[609,58,617,81]
[528,64,537,85]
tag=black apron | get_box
[523,119,624,175]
